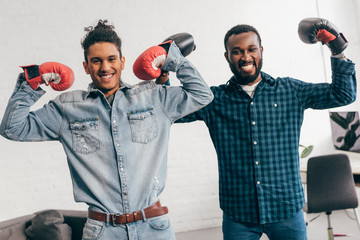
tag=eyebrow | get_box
[89,57,101,61]
[89,55,118,61]
[231,44,258,50]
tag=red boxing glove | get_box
[21,62,75,91]
[133,32,196,81]
[132,45,168,80]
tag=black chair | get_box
[303,153,360,240]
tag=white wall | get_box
[0,0,359,233]
[298,0,360,156]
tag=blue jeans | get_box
[222,210,307,240]
[82,214,175,240]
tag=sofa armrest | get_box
[0,210,88,240]
[0,214,35,240]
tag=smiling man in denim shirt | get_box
[0,20,213,239]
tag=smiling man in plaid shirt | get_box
[161,19,357,240]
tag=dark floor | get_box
[175,209,360,240]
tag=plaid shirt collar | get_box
[226,72,276,94]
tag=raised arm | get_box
[0,62,74,141]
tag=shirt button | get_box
[257,181,260,185]
[250,102,254,105]
[252,121,256,125]
[255,161,259,165]
[253,141,258,145]
[120,168,124,171]
[274,103,278,107]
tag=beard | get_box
[229,57,263,85]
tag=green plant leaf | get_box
[346,112,356,124]
[330,112,348,129]
[350,120,360,132]
[343,130,357,150]
[300,145,313,158]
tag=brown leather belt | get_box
[88,201,168,226]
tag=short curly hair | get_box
[224,24,262,52]
[81,19,122,62]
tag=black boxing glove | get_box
[162,32,196,57]
[298,17,348,55]
[158,33,196,81]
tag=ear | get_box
[83,61,90,74]
[224,51,230,63]
[120,56,125,70]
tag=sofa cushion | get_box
[25,210,72,240]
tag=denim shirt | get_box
[177,57,357,224]
[0,42,213,215]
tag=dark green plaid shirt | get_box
[177,57,356,224]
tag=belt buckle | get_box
[111,213,121,227]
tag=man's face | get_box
[83,41,125,97]
[225,31,263,85]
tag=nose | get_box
[242,51,252,62]
[101,61,111,72]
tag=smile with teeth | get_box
[241,64,254,72]
[99,73,114,80]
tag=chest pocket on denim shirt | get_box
[128,108,158,144]
[70,118,101,154]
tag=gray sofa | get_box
[0,209,87,240]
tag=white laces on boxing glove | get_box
[42,72,62,85]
